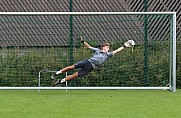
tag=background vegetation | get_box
[1,41,180,88]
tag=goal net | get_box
[0,12,176,92]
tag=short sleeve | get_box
[90,47,100,52]
[107,52,113,58]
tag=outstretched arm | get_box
[79,36,92,49]
[112,46,125,55]
[83,41,92,49]
[112,40,135,55]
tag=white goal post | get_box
[0,12,176,92]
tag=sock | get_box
[56,70,62,75]
[61,78,66,83]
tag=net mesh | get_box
[0,13,173,87]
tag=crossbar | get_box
[0,12,176,15]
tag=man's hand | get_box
[124,40,135,48]
[78,36,92,48]
[78,36,84,43]
[112,40,135,55]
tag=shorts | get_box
[74,59,94,77]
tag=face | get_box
[102,46,110,52]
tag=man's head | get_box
[101,43,110,52]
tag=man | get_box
[51,36,135,86]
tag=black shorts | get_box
[74,59,94,77]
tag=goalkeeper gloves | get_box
[124,40,135,48]
[78,36,84,43]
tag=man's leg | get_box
[60,62,94,84]
[65,72,78,81]
[57,65,75,74]
[51,65,75,80]
[54,72,78,86]
[53,60,93,85]
[55,59,88,76]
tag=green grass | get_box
[0,90,181,118]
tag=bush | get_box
[0,42,180,88]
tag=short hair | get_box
[101,43,110,47]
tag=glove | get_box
[78,36,84,43]
[124,40,135,47]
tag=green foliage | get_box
[0,47,68,87]
[0,41,180,88]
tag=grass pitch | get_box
[0,90,181,118]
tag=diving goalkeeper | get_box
[51,36,135,86]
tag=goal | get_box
[0,12,176,92]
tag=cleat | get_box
[51,75,55,80]
[53,79,60,86]
[51,74,59,80]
